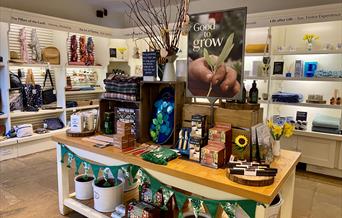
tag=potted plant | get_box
[93,168,124,213]
[74,162,94,200]
[267,120,294,156]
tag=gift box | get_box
[209,122,232,163]
[127,201,160,218]
[189,137,205,162]
[113,134,134,149]
[191,114,208,138]
[115,107,139,137]
[139,183,174,218]
[201,145,225,168]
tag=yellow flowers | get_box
[235,135,248,148]
[267,120,294,140]
[303,34,319,43]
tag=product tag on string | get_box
[53,89,56,94]
[32,89,37,94]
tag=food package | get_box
[201,145,225,168]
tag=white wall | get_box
[0,0,126,28]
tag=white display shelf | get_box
[0,128,68,147]
[245,53,269,57]
[109,58,128,63]
[10,108,64,118]
[0,137,18,148]
[294,130,342,141]
[66,64,104,69]
[271,101,342,109]
[0,114,8,119]
[271,77,342,82]
[65,105,99,112]
[17,127,68,143]
[244,76,269,80]
[8,63,62,68]
[65,89,105,95]
[272,49,342,55]
[64,197,109,218]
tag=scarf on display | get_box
[30,28,41,62]
[19,27,28,62]
[60,144,258,218]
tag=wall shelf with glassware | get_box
[271,76,342,82]
[270,101,341,109]
[272,50,342,56]
[65,105,99,112]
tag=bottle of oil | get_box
[249,80,259,104]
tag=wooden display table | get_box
[53,133,301,218]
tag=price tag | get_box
[32,89,37,94]
[53,89,56,94]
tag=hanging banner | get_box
[187,7,247,99]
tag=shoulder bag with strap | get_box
[23,69,42,111]
[42,69,57,105]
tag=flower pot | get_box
[265,193,283,218]
[162,56,177,81]
[74,174,94,200]
[272,140,281,156]
[93,177,124,213]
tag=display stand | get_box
[53,134,300,218]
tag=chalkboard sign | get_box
[142,51,157,78]
[109,48,117,58]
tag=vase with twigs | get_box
[125,0,189,81]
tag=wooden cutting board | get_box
[227,171,274,187]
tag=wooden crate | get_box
[139,81,186,145]
[182,103,263,128]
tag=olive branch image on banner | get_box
[187,8,247,99]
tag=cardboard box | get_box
[191,114,207,138]
[113,134,133,149]
[201,145,225,168]
[128,201,160,218]
[189,137,205,162]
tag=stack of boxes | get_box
[189,114,208,162]
[113,121,135,149]
[201,122,232,168]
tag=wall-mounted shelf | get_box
[245,53,269,57]
[271,77,342,82]
[65,89,105,95]
[271,101,342,109]
[0,114,8,119]
[10,109,65,118]
[8,63,62,68]
[244,76,269,80]
[272,49,342,55]
[109,58,128,63]
[294,129,342,141]
[66,65,104,69]
[65,105,99,112]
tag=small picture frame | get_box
[273,61,284,75]
[109,48,117,58]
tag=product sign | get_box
[142,51,158,77]
[187,8,247,99]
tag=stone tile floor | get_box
[0,150,341,218]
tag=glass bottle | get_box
[249,80,259,104]
[104,112,113,134]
